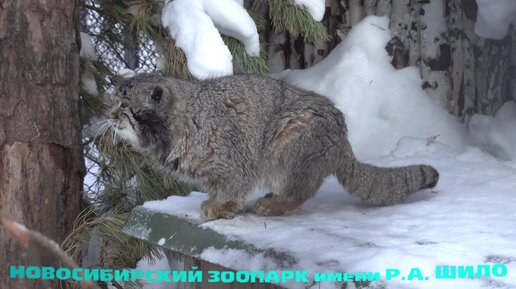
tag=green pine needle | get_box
[268,0,329,42]
[224,36,268,75]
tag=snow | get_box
[475,0,516,40]
[79,32,98,61]
[469,101,516,162]
[134,253,177,289]
[117,68,136,79]
[203,0,260,56]
[277,16,469,160]
[134,15,516,289]
[143,139,516,289]
[83,152,101,193]
[292,0,326,22]
[81,71,98,96]
[161,0,259,79]
[162,0,233,79]
[111,252,184,289]
[80,32,99,96]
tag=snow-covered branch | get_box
[161,0,260,79]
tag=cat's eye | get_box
[120,101,129,109]
[151,86,163,102]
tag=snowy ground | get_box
[132,10,516,289]
[144,138,516,289]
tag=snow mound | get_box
[277,16,468,159]
[292,0,326,21]
[475,0,516,40]
[161,0,259,79]
[469,101,516,162]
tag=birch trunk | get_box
[448,0,478,118]
[418,0,451,110]
[476,36,514,115]
[262,0,515,118]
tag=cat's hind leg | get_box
[253,170,325,216]
[256,107,342,216]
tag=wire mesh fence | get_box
[82,0,159,75]
[81,0,160,200]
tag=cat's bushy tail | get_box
[335,159,439,206]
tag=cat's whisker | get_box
[112,129,118,146]
[92,120,111,144]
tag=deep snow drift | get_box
[278,16,469,160]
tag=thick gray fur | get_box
[108,74,439,220]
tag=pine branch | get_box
[268,0,329,42]
[224,36,268,75]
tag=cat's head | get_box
[108,74,172,151]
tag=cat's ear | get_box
[151,86,163,103]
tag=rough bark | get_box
[475,34,515,115]
[266,31,288,73]
[448,0,478,118]
[348,0,364,26]
[376,0,392,17]
[0,0,83,288]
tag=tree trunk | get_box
[475,34,515,115]
[448,0,478,118]
[0,0,83,288]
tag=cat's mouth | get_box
[109,108,134,130]
[110,119,128,131]
[108,109,140,146]
[108,114,128,131]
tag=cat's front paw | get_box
[201,200,243,220]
